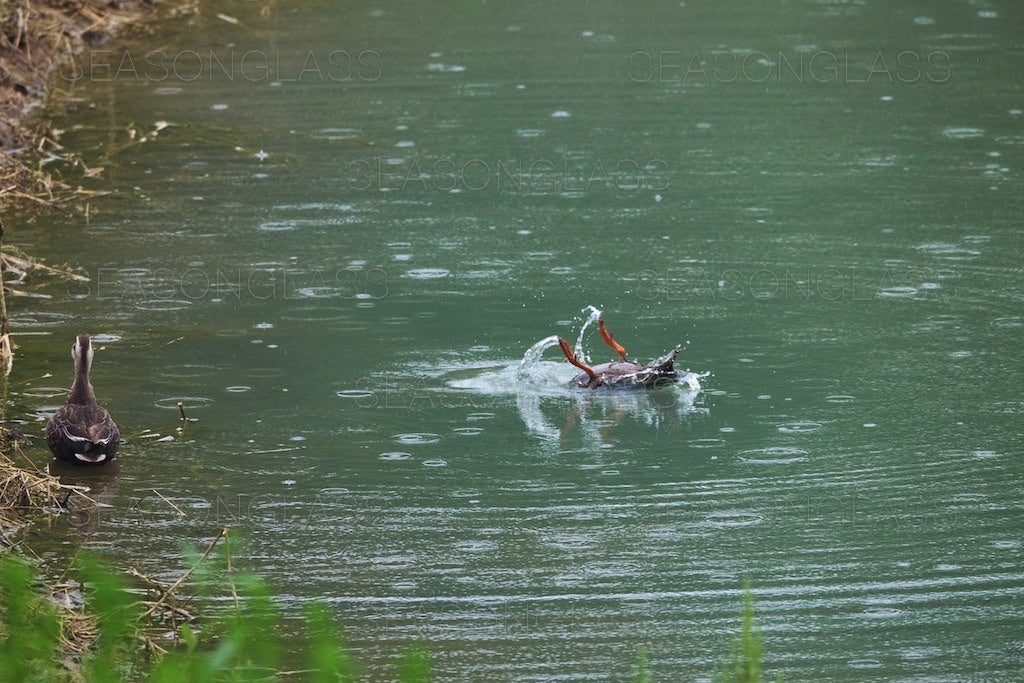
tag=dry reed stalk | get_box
[140,528,228,620]
[1,0,176,215]
[0,429,88,540]
[0,219,12,375]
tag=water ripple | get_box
[942,127,984,139]
[154,396,213,410]
[740,447,808,465]
[379,452,412,461]
[394,433,441,445]
[777,421,824,434]
[405,268,450,279]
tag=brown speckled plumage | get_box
[45,334,119,465]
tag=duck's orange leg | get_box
[598,318,627,360]
[558,337,596,380]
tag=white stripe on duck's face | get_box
[74,451,107,464]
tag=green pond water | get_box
[7,0,1024,679]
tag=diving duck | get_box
[558,318,679,389]
[46,334,120,465]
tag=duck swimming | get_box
[46,334,120,465]
[558,318,679,389]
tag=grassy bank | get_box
[2,537,771,681]
[0,421,773,681]
[0,0,195,215]
[0,426,80,544]
[0,539,428,682]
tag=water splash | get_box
[574,305,602,362]
[518,305,601,377]
[435,308,709,444]
[518,335,561,378]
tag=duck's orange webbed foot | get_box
[558,337,596,380]
[598,318,627,360]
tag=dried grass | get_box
[0,0,161,215]
[0,428,95,544]
[0,430,223,666]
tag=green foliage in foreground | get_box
[632,644,652,683]
[0,555,63,681]
[716,578,768,683]
[1,551,769,682]
[0,551,430,682]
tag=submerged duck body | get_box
[558,319,680,389]
[46,334,120,465]
[565,350,679,389]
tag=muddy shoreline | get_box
[0,4,162,519]
[0,1,188,214]
[0,1,175,539]
[0,1,159,151]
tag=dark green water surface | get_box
[8,1,1024,679]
